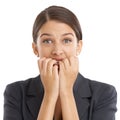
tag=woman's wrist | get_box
[60,88,74,99]
[44,92,58,102]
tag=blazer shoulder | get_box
[4,75,40,99]
[78,74,117,95]
[89,79,117,95]
[87,78,117,106]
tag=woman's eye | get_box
[63,39,72,43]
[42,39,52,44]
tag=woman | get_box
[4,5,117,120]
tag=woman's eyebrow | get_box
[40,33,52,37]
[62,33,74,36]
[40,32,74,38]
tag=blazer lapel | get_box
[25,74,92,119]
[26,75,44,118]
[73,73,92,119]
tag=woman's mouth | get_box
[52,58,64,61]
[53,61,59,66]
[53,61,60,71]
[52,58,64,71]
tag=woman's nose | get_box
[52,44,63,55]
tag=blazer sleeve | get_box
[92,84,117,120]
[4,83,23,120]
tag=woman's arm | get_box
[92,84,117,120]
[37,58,59,120]
[4,84,23,120]
[37,93,57,120]
[59,56,79,120]
[60,90,79,120]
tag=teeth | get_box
[53,62,60,71]
[53,61,59,66]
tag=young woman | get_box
[4,5,117,120]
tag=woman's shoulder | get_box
[79,73,116,92]
[82,74,117,102]
[4,75,40,97]
[80,74,117,113]
[88,77,116,95]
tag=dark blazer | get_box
[4,73,117,120]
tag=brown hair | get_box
[32,5,82,43]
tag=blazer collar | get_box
[74,73,91,97]
[26,75,44,118]
[26,73,92,119]
[73,73,92,118]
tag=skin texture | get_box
[32,20,82,120]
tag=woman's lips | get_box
[52,58,64,61]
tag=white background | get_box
[0,0,120,119]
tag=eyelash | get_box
[42,39,53,44]
[41,38,72,44]
[63,39,72,43]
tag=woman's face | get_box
[32,20,82,61]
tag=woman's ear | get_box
[76,40,83,56]
[32,42,39,57]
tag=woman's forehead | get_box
[38,20,76,37]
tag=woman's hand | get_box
[59,56,79,120]
[59,56,79,93]
[38,57,59,98]
[38,56,79,95]
[37,57,59,120]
